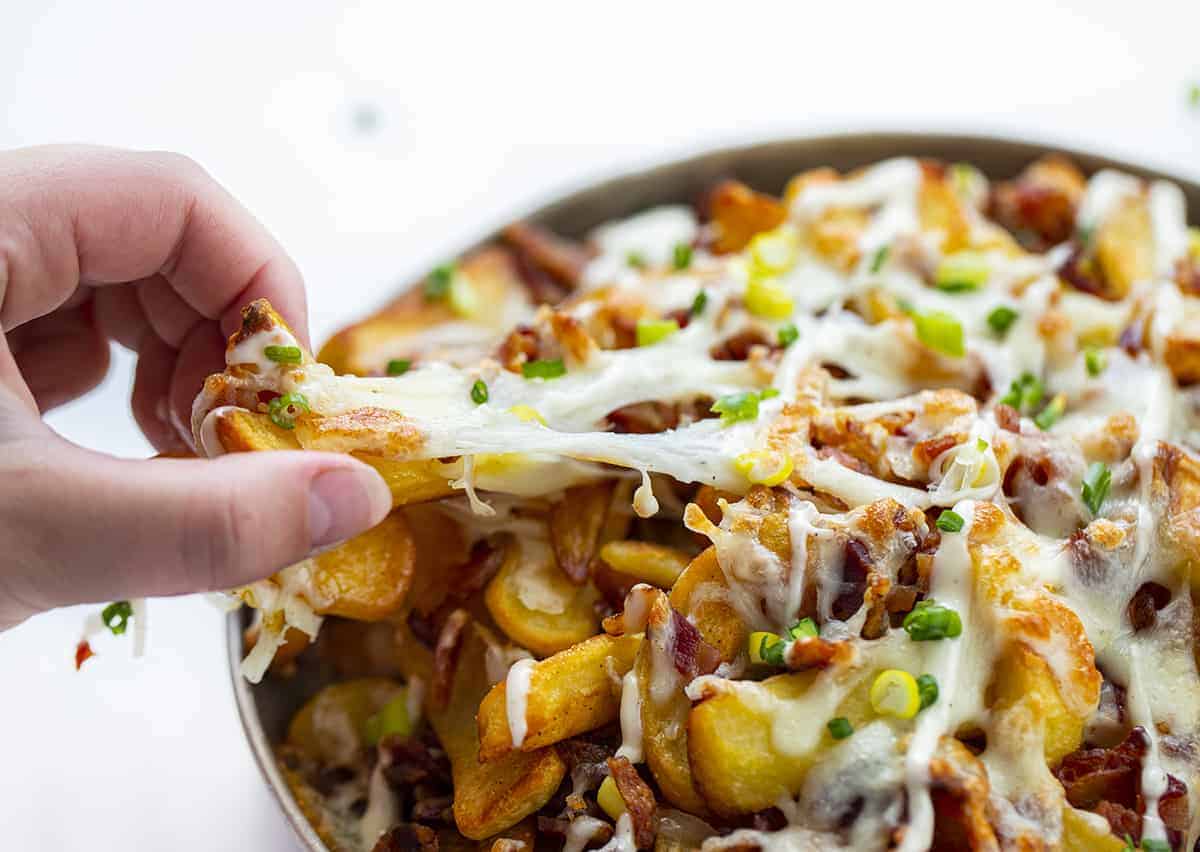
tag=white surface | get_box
[1,1,1198,849]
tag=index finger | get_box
[0,144,308,344]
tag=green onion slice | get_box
[1033,394,1066,431]
[999,373,1044,414]
[935,252,989,292]
[787,618,818,640]
[827,717,854,740]
[101,601,134,636]
[267,392,309,430]
[424,263,455,300]
[386,359,411,376]
[264,345,302,364]
[626,251,647,269]
[916,674,939,710]
[912,310,965,357]
[936,511,965,533]
[636,318,680,347]
[1081,462,1111,516]
[777,323,800,348]
[1085,348,1107,377]
[902,599,963,641]
[690,290,708,317]
[672,243,693,270]
[521,359,566,380]
[869,245,889,274]
[470,379,488,405]
[987,306,1019,336]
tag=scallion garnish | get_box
[869,245,889,274]
[636,318,680,347]
[1033,393,1066,431]
[759,633,786,666]
[672,243,693,270]
[691,290,708,317]
[912,310,965,357]
[787,618,818,640]
[777,323,799,348]
[711,388,777,427]
[386,359,411,376]
[936,511,965,533]
[101,601,133,636]
[827,717,854,740]
[267,392,309,430]
[934,252,989,292]
[987,306,1019,336]
[470,379,488,405]
[1085,348,1107,377]
[423,263,455,300]
[1081,462,1111,516]
[521,359,566,380]
[902,599,963,641]
[1140,839,1171,852]
[916,674,939,710]
[626,251,647,269]
[264,345,302,364]
[999,372,1044,414]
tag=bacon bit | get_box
[1127,582,1171,633]
[380,735,448,787]
[74,640,95,670]
[782,636,850,670]
[370,824,439,852]
[831,539,871,621]
[710,329,772,362]
[497,325,542,372]
[1057,246,1109,298]
[1119,319,1146,356]
[669,610,721,680]
[502,222,589,291]
[430,609,470,710]
[994,403,1021,433]
[607,756,658,849]
[987,157,1083,250]
[913,432,962,468]
[453,539,507,601]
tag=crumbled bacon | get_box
[1119,319,1146,356]
[782,636,847,670]
[430,609,470,710]
[605,399,715,434]
[410,795,453,823]
[74,639,95,670]
[987,158,1082,250]
[710,329,772,362]
[815,445,873,476]
[502,222,589,291]
[1127,582,1171,633]
[669,610,722,680]
[607,756,658,849]
[371,823,439,852]
[994,403,1021,433]
[454,539,506,601]
[381,735,448,788]
[831,539,871,620]
[1057,246,1107,297]
[497,325,542,372]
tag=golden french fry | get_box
[286,678,404,764]
[599,540,690,589]
[549,482,613,583]
[687,672,819,816]
[484,538,600,657]
[212,408,457,506]
[988,644,1085,765]
[310,511,416,621]
[1094,195,1154,299]
[918,169,970,253]
[667,548,746,662]
[707,180,787,254]
[476,633,641,760]
[1061,806,1125,852]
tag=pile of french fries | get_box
[203,155,1200,852]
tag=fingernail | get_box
[307,467,391,550]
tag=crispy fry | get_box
[599,540,690,589]
[476,633,641,761]
[706,180,787,254]
[550,483,614,584]
[484,538,601,657]
[310,511,417,621]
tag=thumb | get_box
[0,439,391,622]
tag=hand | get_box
[0,146,391,630]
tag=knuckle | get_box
[181,483,266,592]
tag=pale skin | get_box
[0,146,392,630]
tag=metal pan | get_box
[227,131,1200,851]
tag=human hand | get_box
[0,146,391,630]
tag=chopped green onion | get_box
[712,391,760,426]
[1081,462,1111,516]
[264,345,302,364]
[101,601,133,636]
[902,599,963,641]
[787,618,818,640]
[690,290,708,317]
[869,245,889,274]
[636,318,680,347]
[912,310,965,357]
[267,392,309,430]
[363,691,414,746]
[470,379,488,405]
[760,388,779,400]
[1033,393,1066,431]
[1140,839,1171,852]
[1190,82,1200,108]
[935,252,989,292]
[672,243,693,270]
[1076,225,1094,247]
[999,372,1044,414]
[987,306,1019,336]
[827,717,854,740]
[916,674,939,710]
[777,323,800,348]
[1085,348,1107,377]
[626,251,647,269]
[977,437,989,452]
[936,511,965,533]
[950,163,981,197]
[521,359,566,380]
[424,263,455,300]
[759,633,786,665]
[386,359,411,376]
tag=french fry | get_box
[484,538,601,657]
[599,540,690,589]
[549,482,614,583]
[1094,195,1154,299]
[309,511,416,621]
[1061,806,1125,851]
[706,180,787,254]
[988,644,1086,765]
[687,672,819,816]
[476,633,641,760]
[918,168,970,253]
[667,548,746,661]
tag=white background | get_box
[1,1,1198,849]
